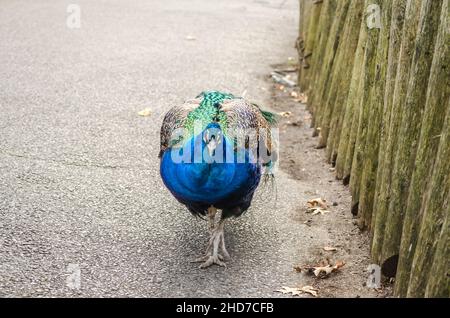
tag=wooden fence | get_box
[297,0,449,297]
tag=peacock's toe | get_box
[191,253,225,263]
[221,248,230,261]
[199,255,227,269]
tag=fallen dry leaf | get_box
[310,208,329,215]
[276,286,318,297]
[278,111,292,118]
[307,198,329,209]
[138,108,152,117]
[300,285,319,297]
[276,286,302,296]
[306,198,330,215]
[293,93,308,103]
[297,260,346,279]
[335,260,345,267]
[313,266,335,278]
[323,246,338,252]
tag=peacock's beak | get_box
[204,130,222,157]
[207,138,217,156]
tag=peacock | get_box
[159,91,277,268]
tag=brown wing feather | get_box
[220,98,276,154]
[158,99,200,157]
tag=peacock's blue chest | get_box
[160,131,261,207]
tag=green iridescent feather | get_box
[183,91,235,135]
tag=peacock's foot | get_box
[193,219,230,268]
[191,253,224,263]
[199,255,226,268]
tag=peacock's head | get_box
[202,122,223,157]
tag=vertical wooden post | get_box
[407,105,450,297]
[348,0,382,216]
[371,0,422,263]
[357,0,393,230]
[395,0,449,296]
[381,0,443,266]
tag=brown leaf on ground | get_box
[335,260,345,267]
[296,260,346,279]
[293,93,308,103]
[278,111,292,118]
[276,286,302,296]
[308,208,329,215]
[306,197,330,215]
[276,286,318,297]
[138,108,152,117]
[307,198,329,209]
[300,285,319,297]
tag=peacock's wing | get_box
[220,98,278,202]
[220,98,278,155]
[159,98,200,157]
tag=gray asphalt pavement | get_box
[0,0,311,297]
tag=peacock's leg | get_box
[207,206,217,234]
[192,218,230,268]
[219,227,230,260]
[199,219,229,268]
[191,206,218,262]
